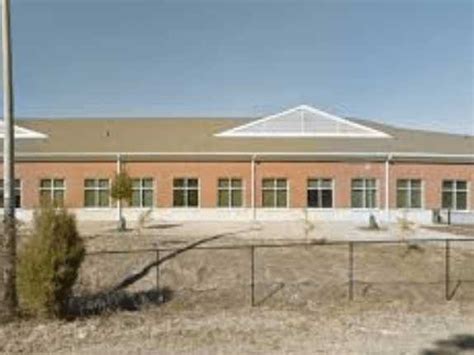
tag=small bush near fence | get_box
[17,205,85,318]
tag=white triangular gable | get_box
[0,121,47,139]
[216,105,390,138]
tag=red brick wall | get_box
[125,161,252,208]
[255,161,386,208]
[12,161,116,208]
[390,162,474,209]
[4,160,473,210]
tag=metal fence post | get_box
[445,240,450,300]
[348,242,354,301]
[156,249,160,290]
[250,245,255,307]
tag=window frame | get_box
[217,177,245,209]
[172,177,200,208]
[130,177,155,208]
[39,178,66,206]
[396,178,423,210]
[261,178,289,209]
[351,178,378,210]
[306,178,335,209]
[83,178,111,208]
[442,180,469,211]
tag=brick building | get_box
[2,105,473,223]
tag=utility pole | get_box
[1,0,17,318]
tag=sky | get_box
[1,0,473,135]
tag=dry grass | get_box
[0,296,473,354]
[425,224,474,238]
[1,221,474,353]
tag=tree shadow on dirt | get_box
[67,227,256,319]
[145,223,182,230]
[111,228,257,292]
[421,334,474,354]
[66,287,173,319]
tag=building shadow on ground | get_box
[421,334,474,354]
[66,287,173,319]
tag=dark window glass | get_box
[262,190,275,207]
[411,190,422,208]
[173,189,185,207]
[262,178,287,208]
[442,180,468,210]
[187,189,199,207]
[307,190,319,208]
[276,190,287,207]
[84,190,96,207]
[231,189,242,207]
[131,178,154,207]
[397,189,409,208]
[218,189,229,207]
[442,191,452,209]
[351,178,376,208]
[0,179,21,208]
[396,179,422,209]
[456,191,467,210]
[217,178,243,208]
[173,178,199,207]
[143,190,154,207]
[84,178,109,207]
[173,179,184,188]
[321,190,333,208]
[40,179,65,206]
[351,190,363,208]
[307,179,333,208]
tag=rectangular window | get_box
[307,178,333,208]
[442,180,468,210]
[84,179,110,207]
[217,178,243,208]
[262,178,288,208]
[39,179,65,206]
[173,178,199,207]
[0,179,21,208]
[131,178,154,207]
[396,179,422,209]
[351,178,377,208]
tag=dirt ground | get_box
[75,219,473,252]
[1,299,473,354]
[1,220,474,354]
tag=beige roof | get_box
[10,116,474,162]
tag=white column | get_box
[116,154,122,221]
[385,154,392,223]
[251,154,256,220]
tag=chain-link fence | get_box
[72,237,474,314]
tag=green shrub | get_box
[110,171,133,204]
[17,205,85,318]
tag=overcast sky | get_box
[2,0,473,135]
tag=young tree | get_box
[110,171,133,231]
[17,205,85,318]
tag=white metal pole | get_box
[385,154,391,223]
[116,153,122,223]
[251,155,256,220]
[1,0,17,314]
